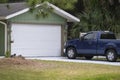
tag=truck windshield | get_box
[100,33,116,39]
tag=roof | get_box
[0,2,80,22]
[0,3,27,19]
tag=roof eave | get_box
[5,8,29,19]
[47,2,80,22]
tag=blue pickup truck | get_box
[64,31,120,62]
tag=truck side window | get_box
[84,33,95,40]
[100,33,116,39]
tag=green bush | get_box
[5,51,11,58]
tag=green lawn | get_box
[0,58,120,80]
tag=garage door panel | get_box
[11,24,61,56]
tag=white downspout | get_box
[0,21,7,55]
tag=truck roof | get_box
[90,31,114,34]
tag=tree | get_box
[0,0,77,11]
[0,0,7,3]
[26,0,77,11]
[71,0,120,38]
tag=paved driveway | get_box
[26,57,120,66]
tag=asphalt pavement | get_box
[26,57,120,66]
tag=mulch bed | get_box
[0,57,37,65]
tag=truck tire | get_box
[85,56,93,60]
[106,49,117,62]
[67,47,76,59]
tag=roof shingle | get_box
[0,2,27,17]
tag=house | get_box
[0,2,80,57]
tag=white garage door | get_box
[11,24,61,57]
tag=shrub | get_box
[5,51,11,58]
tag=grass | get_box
[0,58,120,80]
[93,56,120,62]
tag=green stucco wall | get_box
[9,9,67,25]
[0,23,5,56]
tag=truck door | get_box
[78,32,97,54]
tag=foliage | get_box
[0,0,77,10]
[0,0,8,3]
[5,51,11,58]
[27,2,53,18]
[26,0,77,18]
[71,0,120,38]
[1,0,120,39]
[27,0,77,10]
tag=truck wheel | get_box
[67,47,76,59]
[106,49,117,62]
[85,56,93,60]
